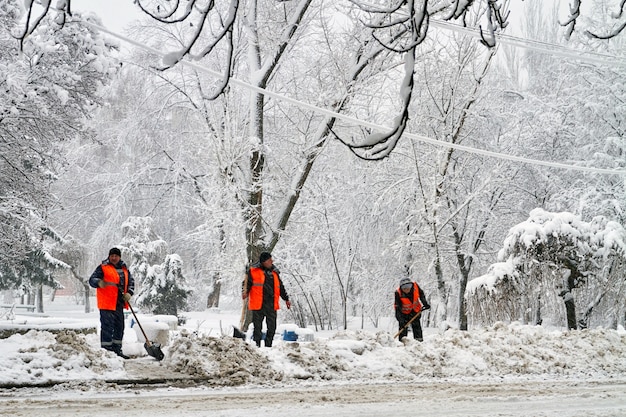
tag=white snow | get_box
[466,258,518,295]
[1,297,625,416]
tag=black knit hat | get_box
[259,252,272,263]
[108,247,121,257]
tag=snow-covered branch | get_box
[466,209,626,328]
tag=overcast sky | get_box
[71,0,144,34]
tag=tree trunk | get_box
[564,295,577,330]
[83,282,91,314]
[206,276,221,308]
[454,229,471,331]
[535,294,543,325]
[433,242,448,322]
[559,268,578,330]
[36,285,44,313]
[458,278,468,330]
[240,0,314,333]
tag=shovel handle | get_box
[393,311,422,339]
[128,302,153,347]
[240,271,249,330]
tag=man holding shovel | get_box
[242,252,291,347]
[89,247,134,359]
[394,277,430,341]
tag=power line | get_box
[431,20,626,68]
[80,20,626,176]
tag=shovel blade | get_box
[144,342,165,361]
[232,326,246,339]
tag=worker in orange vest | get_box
[394,277,430,341]
[242,252,291,347]
[89,247,134,359]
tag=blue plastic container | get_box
[283,330,298,341]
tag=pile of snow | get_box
[165,330,281,385]
[1,317,624,388]
[1,330,126,386]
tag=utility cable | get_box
[79,19,626,176]
[431,20,626,68]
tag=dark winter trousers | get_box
[100,308,125,353]
[252,307,277,347]
[398,314,423,340]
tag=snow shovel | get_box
[232,326,246,339]
[128,302,165,361]
[393,312,422,339]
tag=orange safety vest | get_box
[96,263,130,310]
[248,267,280,311]
[396,282,423,315]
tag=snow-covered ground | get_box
[1,297,625,416]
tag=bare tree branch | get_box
[586,21,626,40]
[561,0,581,39]
[335,0,428,160]
[564,0,626,40]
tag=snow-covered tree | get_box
[0,225,79,313]
[117,217,193,316]
[466,209,626,329]
[16,0,625,155]
[118,216,169,291]
[29,0,624,333]
[0,0,116,289]
[45,232,92,312]
[82,1,418,325]
[462,0,626,330]
[136,254,191,317]
[0,249,63,296]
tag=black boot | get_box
[102,345,115,354]
[113,345,130,359]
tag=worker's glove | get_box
[242,291,249,300]
[286,300,291,309]
[123,293,131,302]
[422,304,431,311]
[97,280,106,288]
